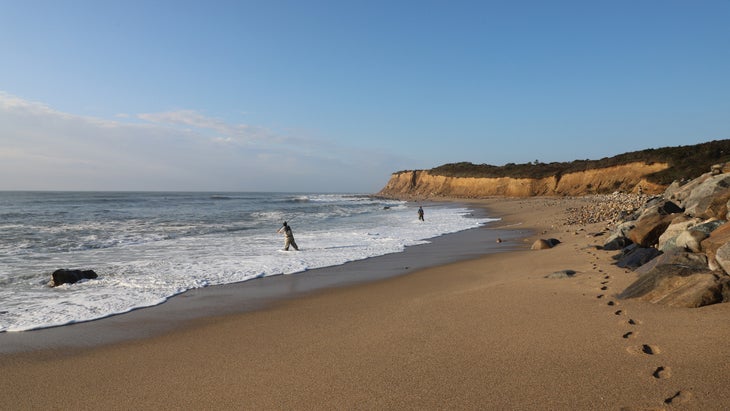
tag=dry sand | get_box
[2,197,729,410]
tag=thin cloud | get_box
[0,92,401,192]
[138,109,275,145]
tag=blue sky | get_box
[1,1,728,192]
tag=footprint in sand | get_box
[601,286,608,290]
[622,331,636,339]
[601,280,609,285]
[628,318,641,325]
[597,294,605,299]
[614,309,624,316]
[626,344,661,355]
[664,390,693,405]
[653,366,672,379]
[608,300,618,306]
[641,344,661,355]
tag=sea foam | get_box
[0,192,495,331]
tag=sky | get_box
[1,1,729,193]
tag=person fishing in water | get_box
[277,221,299,251]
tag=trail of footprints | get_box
[583,247,692,409]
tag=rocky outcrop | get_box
[50,269,98,287]
[600,166,730,307]
[377,162,669,199]
[617,249,729,307]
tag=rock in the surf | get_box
[51,269,98,287]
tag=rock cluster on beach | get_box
[564,192,651,226]
[593,165,730,308]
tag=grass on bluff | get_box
[411,139,730,185]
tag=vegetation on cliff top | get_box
[408,139,730,185]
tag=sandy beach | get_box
[2,197,729,410]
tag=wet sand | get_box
[2,197,729,410]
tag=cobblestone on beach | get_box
[564,192,650,226]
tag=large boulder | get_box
[700,222,730,270]
[714,242,730,275]
[710,163,730,175]
[51,269,98,287]
[602,220,637,250]
[614,220,638,237]
[619,264,730,308]
[637,198,683,219]
[614,245,662,269]
[664,173,713,205]
[658,218,724,252]
[691,219,726,235]
[602,236,633,251]
[627,199,683,247]
[657,216,702,251]
[634,249,709,275]
[682,174,730,219]
[701,190,730,220]
[628,213,676,247]
[675,230,709,253]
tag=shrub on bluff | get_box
[604,164,730,308]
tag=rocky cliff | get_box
[377,162,670,199]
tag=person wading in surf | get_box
[277,221,299,251]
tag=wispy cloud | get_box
[137,110,273,144]
[0,92,399,192]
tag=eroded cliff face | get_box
[377,162,669,199]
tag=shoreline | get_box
[3,197,729,409]
[0,201,526,354]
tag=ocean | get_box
[0,191,496,332]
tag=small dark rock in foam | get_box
[51,269,98,287]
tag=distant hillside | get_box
[423,139,730,185]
